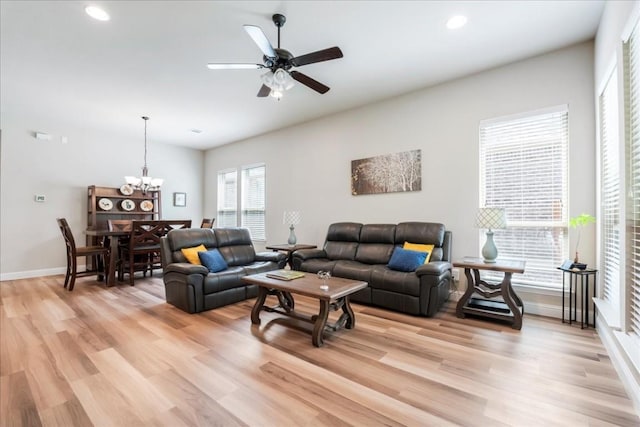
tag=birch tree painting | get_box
[351,149,422,195]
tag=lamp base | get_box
[288,225,297,245]
[482,230,498,263]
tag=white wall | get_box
[205,41,596,307]
[0,113,204,279]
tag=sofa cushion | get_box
[198,249,228,273]
[325,241,359,261]
[166,228,217,263]
[403,242,434,263]
[297,258,338,274]
[370,265,421,297]
[333,260,373,283]
[243,261,281,276]
[202,267,246,294]
[214,228,256,266]
[181,244,207,264]
[395,222,445,261]
[355,224,396,264]
[387,247,427,272]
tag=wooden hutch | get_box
[87,185,161,231]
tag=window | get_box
[241,165,266,240]
[479,106,569,288]
[217,170,237,227]
[599,69,621,310]
[216,164,266,240]
[625,18,640,338]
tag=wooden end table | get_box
[454,258,526,330]
[265,243,317,269]
[242,273,367,347]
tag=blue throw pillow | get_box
[198,249,228,273]
[387,247,427,272]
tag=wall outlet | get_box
[452,268,460,281]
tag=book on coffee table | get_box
[266,269,305,281]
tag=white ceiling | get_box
[0,1,604,150]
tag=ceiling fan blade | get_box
[290,71,330,94]
[257,84,271,97]
[290,47,343,67]
[243,25,277,58]
[207,63,264,70]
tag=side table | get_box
[558,267,597,329]
[454,258,526,330]
[265,243,317,269]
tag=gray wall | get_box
[204,41,596,317]
[0,113,204,279]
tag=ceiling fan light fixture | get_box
[273,69,291,86]
[269,89,283,100]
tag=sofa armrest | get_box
[292,248,327,261]
[415,261,452,277]
[164,262,209,276]
[255,251,287,263]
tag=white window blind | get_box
[217,170,237,227]
[599,69,621,308]
[241,165,266,241]
[626,18,640,337]
[480,106,569,288]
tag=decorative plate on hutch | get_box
[120,199,136,211]
[119,184,134,196]
[98,198,113,211]
[140,200,154,212]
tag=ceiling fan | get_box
[207,13,343,98]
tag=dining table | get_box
[85,229,130,287]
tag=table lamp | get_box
[475,207,507,263]
[283,211,301,245]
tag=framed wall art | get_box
[173,192,187,207]
[351,149,422,195]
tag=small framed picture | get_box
[173,192,186,207]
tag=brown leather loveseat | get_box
[291,222,452,317]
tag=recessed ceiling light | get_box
[85,6,110,21]
[446,15,467,30]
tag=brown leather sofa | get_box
[160,227,287,313]
[291,222,452,317]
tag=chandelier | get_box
[124,116,163,193]
[261,68,295,100]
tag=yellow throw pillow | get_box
[403,242,434,263]
[181,244,207,265]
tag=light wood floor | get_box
[1,275,638,427]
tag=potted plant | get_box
[569,213,596,265]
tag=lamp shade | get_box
[283,211,301,226]
[475,208,507,230]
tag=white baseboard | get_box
[597,318,640,417]
[0,267,67,281]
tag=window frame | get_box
[479,105,569,290]
[216,164,267,242]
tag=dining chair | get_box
[200,218,215,228]
[107,220,133,281]
[120,220,192,285]
[57,218,110,291]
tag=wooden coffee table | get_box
[242,273,368,347]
